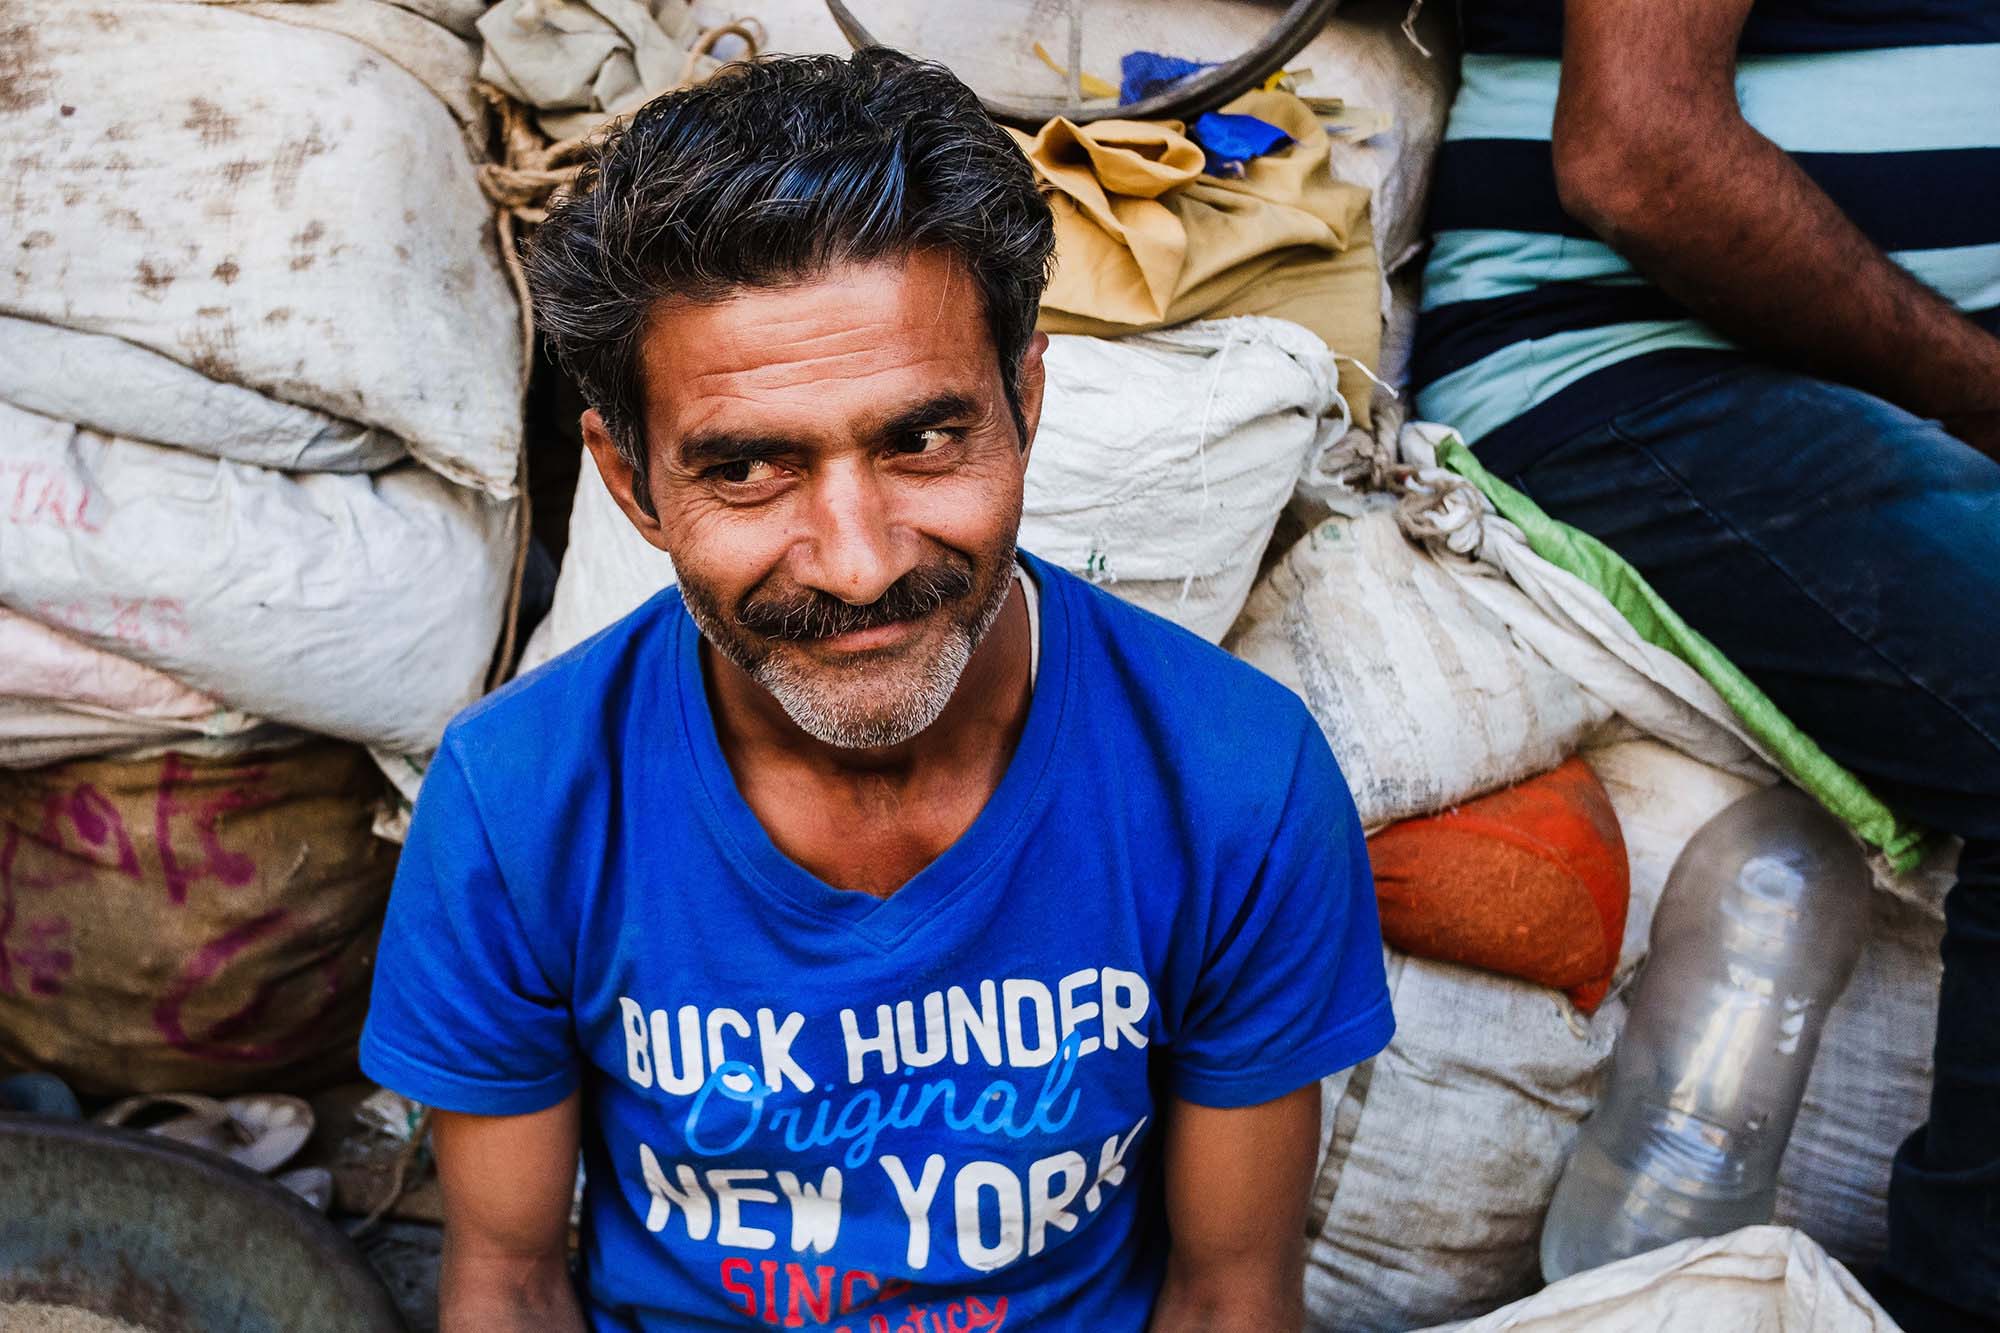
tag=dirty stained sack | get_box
[0,315,408,477]
[0,402,515,756]
[0,742,394,1097]
[0,2,522,495]
[1229,499,1614,829]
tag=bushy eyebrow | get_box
[878,392,980,440]
[675,392,982,470]
[676,431,799,471]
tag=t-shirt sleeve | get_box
[1168,719,1394,1108]
[360,740,579,1115]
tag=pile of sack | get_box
[0,0,524,1093]
[489,7,1935,1329]
[1256,424,1950,1329]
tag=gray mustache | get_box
[736,561,976,641]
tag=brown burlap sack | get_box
[0,742,393,1096]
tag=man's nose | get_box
[796,460,907,605]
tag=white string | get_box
[1335,351,1400,401]
[1179,331,1239,607]
[1399,0,1433,58]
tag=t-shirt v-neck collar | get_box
[670,555,1069,953]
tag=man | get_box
[361,51,1393,1332]
[1414,2,1998,1328]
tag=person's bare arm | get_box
[433,1095,587,1333]
[1149,1083,1320,1332]
[1553,0,2000,456]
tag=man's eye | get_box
[894,427,959,455]
[711,459,776,485]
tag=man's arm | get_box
[1552,0,2000,457]
[433,1094,587,1333]
[1150,1083,1320,1333]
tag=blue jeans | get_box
[1487,362,2000,1328]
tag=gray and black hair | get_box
[526,48,1056,508]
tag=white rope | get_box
[1305,413,1528,566]
[1336,351,1400,403]
[1399,0,1433,58]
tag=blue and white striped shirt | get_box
[1413,1,2000,463]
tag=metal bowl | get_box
[0,1116,405,1332]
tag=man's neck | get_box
[700,580,1036,896]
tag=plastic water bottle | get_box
[1539,786,1870,1282]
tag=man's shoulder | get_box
[1039,557,1327,804]
[440,587,686,787]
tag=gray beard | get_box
[684,555,1018,750]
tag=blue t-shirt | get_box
[361,554,1393,1331]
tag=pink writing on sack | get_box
[1,460,102,533]
[0,759,274,1004]
[32,596,190,653]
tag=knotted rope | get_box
[473,18,762,683]
[1305,408,1526,564]
[478,20,765,227]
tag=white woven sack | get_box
[0,0,521,496]
[1022,317,1338,643]
[1,607,221,722]
[0,316,409,477]
[1306,953,1628,1330]
[0,402,515,755]
[1229,499,1614,829]
[1297,735,1692,1331]
[0,608,275,766]
[517,449,678,674]
[0,701,301,769]
[1415,1226,1893,1333]
[1775,888,1941,1266]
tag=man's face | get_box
[586,249,1046,748]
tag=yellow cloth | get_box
[1010,91,1382,423]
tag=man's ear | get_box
[581,408,671,553]
[1015,331,1049,463]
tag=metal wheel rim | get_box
[822,0,1343,127]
